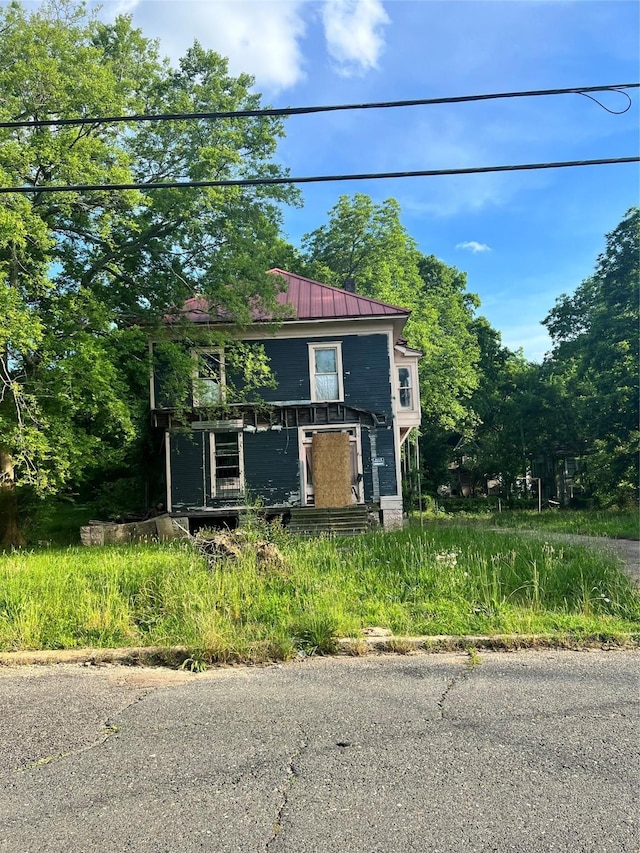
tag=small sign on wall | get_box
[372,457,385,466]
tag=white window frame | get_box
[397,363,417,411]
[192,347,225,407]
[209,431,244,498]
[298,425,363,506]
[308,342,344,403]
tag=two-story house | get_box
[150,269,421,529]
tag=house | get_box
[149,269,421,529]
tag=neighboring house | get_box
[150,269,421,528]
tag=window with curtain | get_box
[309,343,343,402]
[398,366,413,409]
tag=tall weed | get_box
[0,526,638,658]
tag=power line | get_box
[0,83,637,130]
[2,156,637,195]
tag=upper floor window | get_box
[192,348,225,406]
[309,343,344,402]
[398,366,414,409]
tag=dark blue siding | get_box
[238,334,392,413]
[238,333,397,501]
[341,335,392,416]
[236,339,310,402]
[163,331,400,509]
[359,427,398,500]
[243,429,300,505]
[169,425,396,509]
[154,352,176,409]
[375,428,398,495]
[155,334,393,415]
[361,428,373,502]
[170,432,206,510]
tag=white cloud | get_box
[94,0,392,92]
[97,1,309,92]
[195,1,308,90]
[109,0,139,13]
[456,241,492,254]
[322,0,390,76]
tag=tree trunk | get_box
[0,449,26,548]
[1,250,26,548]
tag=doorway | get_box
[299,426,363,507]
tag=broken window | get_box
[211,432,243,497]
[192,348,224,406]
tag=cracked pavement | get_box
[0,651,638,852]
[266,724,310,851]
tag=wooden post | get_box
[532,477,542,513]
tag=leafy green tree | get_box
[302,193,481,433]
[542,208,639,504]
[465,210,638,506]
[415,254,481,432]
[302,194,418,306]
[0,1,297,544]
[459,316,583,502]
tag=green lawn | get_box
[1,525,638,664]
[426,507,640,540]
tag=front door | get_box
[300,427,363,507]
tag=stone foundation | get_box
[379,496,404,529]
[380,508,404,529]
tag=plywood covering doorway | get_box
[300,426,363,507]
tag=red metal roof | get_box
[267,269,410,320]
[175,295,216,324]
[173,269,410,324]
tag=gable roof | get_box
[174,269,411,325]
[266,269,410,321]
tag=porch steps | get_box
[288,505,370,537]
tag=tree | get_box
[415,254,481,433]
[0,1,297,544]
[302,193,481,434]
[543,208,639,504]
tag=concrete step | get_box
[288,505,370,536]
[290,506,368,519]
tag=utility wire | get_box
[2,156,637,195]
[0,83,637,130]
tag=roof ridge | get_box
[267,268,410,315]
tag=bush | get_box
[436,497,502,515]
[91,477,147,520]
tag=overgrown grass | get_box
[1,525,637,663]
[425,508,640,540]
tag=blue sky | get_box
[33,2,640,359]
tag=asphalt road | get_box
[1,651,638,852]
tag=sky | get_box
[26,1,640,359]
